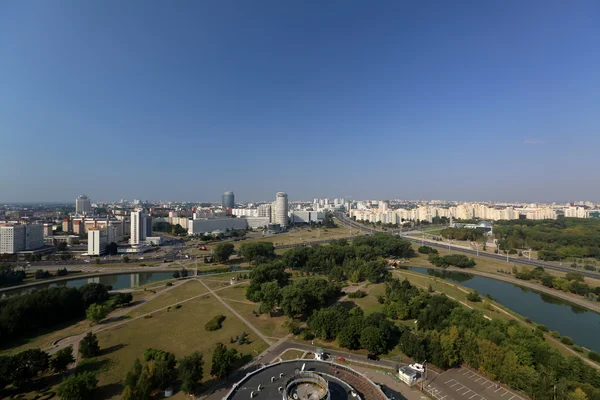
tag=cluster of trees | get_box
[441,227,485,241]
[238,242,276,265]
[494,218,600,260]
[428,254,476,268]
[172,269,189,279]
[123,343,240,399]
[282,234,414,282]
[0,346,80,392]
[0,283,112,342]
[245,262,340,318]
[307,306,399,354]
[152,222,187,236]
[23,253,43,262]
[0,264,26,287]
[360,278,600,400]
[513,267,600,301]
[418,246,439,255]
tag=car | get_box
[336,356,345,362]
[367,353,379,361]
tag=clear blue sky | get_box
[1,0,598,203]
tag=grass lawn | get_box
[218,284,250,302]
[279,349,305,360]
[223,300,288,338]
[218,221,359,250]
[93,295,269,399]
[348,294,385,315]
[129,280,207,317]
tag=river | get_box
[408,267,600,353]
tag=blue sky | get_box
[1,0,598,203]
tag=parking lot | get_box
[424,368,525,400]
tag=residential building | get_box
[130,209,148,246]
[88,228,109,256]
[0,224,44,254]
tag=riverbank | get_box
[406,264,600,314]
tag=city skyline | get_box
[1,1,599,202]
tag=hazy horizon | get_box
[1,1,598,203]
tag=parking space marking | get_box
[501,392,509,397]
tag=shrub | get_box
[551,331,561,338]
[376,295,385,304]
[205,315,226,331]
[589,351,600,363]
[175,304,182,309]
[561,336,574,345]
[418,246,438,255]
[536,324,549,332]
[348,290,367,299]
[572,345,583,353]
[166,282,173,287]
[524,317,532,323]
[466,291,482,302]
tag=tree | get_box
[123,256,130,263]
[51,346,75,373]
[86,304,110,324]
[106,242,119,255]
[57,371,98,400]
[360,326,386,354]
[338,314,364,350]
[178,351,204,394]
[568,388,589,400]
[79,283,109,306]
[57,242,68,252]
[180,268,189,277]
[259,281,281,315]
[144,348,177,390]
[12,348,49,386]
[79,332,100,358]
[173,270,180,279]
[211,343,239,379]
[213,242,235,263]
[114,292,133,307]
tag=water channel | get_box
[408,266,600,352]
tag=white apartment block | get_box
[88,228,109,256]
[0,224,44,254]
[130,209,147,246]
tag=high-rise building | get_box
[130,209,148,246]
[88,228,109,256]
[222,191,235,209]
[76,194,92,215]
[275,192,289,227]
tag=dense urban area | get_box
[1,193,600,400]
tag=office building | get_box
[222,191,235,210]
[130,209,148,246]
[275,192,289,227]
[76,194,92,215]
[43,223,53,237]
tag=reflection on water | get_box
[408,266,600,352]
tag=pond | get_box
[408,267,600,353]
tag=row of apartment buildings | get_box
[349,204,595,224]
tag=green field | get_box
[93,294,268,399]
[128,280,207,316]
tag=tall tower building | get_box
[275,192,289,227]
[130,209,147,246]
[222,191,235,210]
[76,194,92,215]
